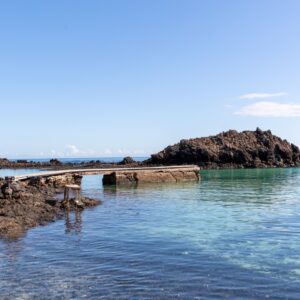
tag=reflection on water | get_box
[102,181,200,197]
[65,210,82,235]
[1,240,24,263]
[1,168,300,299]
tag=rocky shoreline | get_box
[0,174,100,239]
[0,157,142,170]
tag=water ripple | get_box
[1,168,300,299]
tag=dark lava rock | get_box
[17,160,28,164]
[50,159,62,165]
[119,156,135,165]
[147,128,300,168]
[0,157,121,170]
[0,158,9,168]
[0,185,62,239]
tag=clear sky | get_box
[1,0,300,158]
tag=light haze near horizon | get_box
[1,0,300,158]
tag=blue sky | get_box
[1,0,300,158]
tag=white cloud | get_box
[100,148,148,157]
[66,145,95,156]
[117,148,130,155]
[132,149,148,155]
[67,144,80,155]
[239,92,288,100]
[234,101,300,117]
[0,151,9,158]
[51,150,64,157]
[103,149,112,156]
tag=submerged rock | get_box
[60,197,101,210]
[147,128,300,168]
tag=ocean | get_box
[1,167,300,299]
[9,157,148,164]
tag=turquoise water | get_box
[0,168,42,178]
[1,168,300,299]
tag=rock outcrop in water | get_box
[147,128,300,168]
[0,174,100,239]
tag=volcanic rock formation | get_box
[147,128,300,168]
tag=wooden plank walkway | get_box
[14,165,200,181]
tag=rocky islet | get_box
[148,128,300,168]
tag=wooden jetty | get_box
[13,165,200,185]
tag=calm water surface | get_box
[1,168,300,299]
[0,168,42,178]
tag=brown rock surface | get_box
[147,128,300,168]
[0,174,100,239]
[119,156,136,165]
[103,167,200,185]
[0,157,142,170]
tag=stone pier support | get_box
[102,166,200,185]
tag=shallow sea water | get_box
[1,168,300,299]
